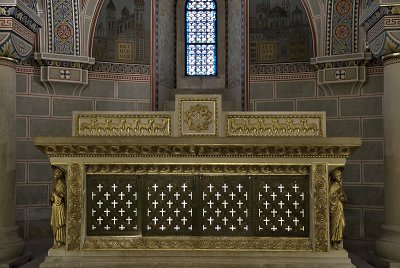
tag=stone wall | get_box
[15,66,151,239]
[250,65,384,240]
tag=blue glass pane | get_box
[186,0,216,76]
[187,0,216,10]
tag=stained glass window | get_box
[185,0,217,76]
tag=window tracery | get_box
[185,0,217,76]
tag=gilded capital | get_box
[361,4,400,59]
[0,0,42,61]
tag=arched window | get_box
[185,0,217,76]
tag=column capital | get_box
[361,3,400,59]
[0,0,42,61]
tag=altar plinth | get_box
[34,95,361,267]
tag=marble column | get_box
[0,57,24,263]
[0,1,41,264]
[361,2,400,263]
[375,54,400,262]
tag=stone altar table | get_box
[34,95,361,267]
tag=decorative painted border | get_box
[66,162,83,251]
[250,63,316,75]
[47,0,80,55]
[0,18,36,44]
[326,0,359,55]
[312,163,329,252]
[89,62,150,75]
[0,6,40,32]
[88,72,150,82]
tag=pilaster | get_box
[361,1,400,264]
[0,0,41,265]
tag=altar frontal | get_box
[35,95,361,267]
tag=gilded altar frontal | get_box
[31,94,361,267]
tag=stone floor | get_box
[13,238,388,268]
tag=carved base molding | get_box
[40,248,355,268]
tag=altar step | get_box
[41,248,355,268]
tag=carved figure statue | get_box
[50,167,67,249]
[329,168,347,249]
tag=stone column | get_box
[0,1,41,265]
[361,2,400,264]
[0,57,24,264]
[375,53,400,262]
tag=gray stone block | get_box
[16,162,26,183]
[53,98,93,117]
[250,82,273,100]
[362,118,383,138]
[16,74,28,93]
[81,79,115,98]
[342,163,361,183]
[96,100,137,111]
[343,208,362,239]
[362,75,384,95]
[326,119,360,137]
[364,209,384,239]
[16,185,49,206]
[297,99,338,118]
[31,75,48,94]
[327,83,353,96]
[17,96,50,116]
[138,102,151,111]
[30,118,72,137]
[16,140,47,160]
[349,141,383,161]
[118,82,150,99]
[344,185,384,206]
[27,207,52,238]
[29,162,53,183]
[363,163,384,184]
[16,208,26,238]
[255,101,294,111]
[276,80,316,99]
[340,97,382,116]
[16,117,27,138]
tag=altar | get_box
[34,95,361,267]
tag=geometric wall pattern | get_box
[47,0,80,55]
[87,174,309,237]
[326,0,359,55]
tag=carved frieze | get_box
[35,139,360,158]
[74,112,172,137]
[225,114,325,137]
[83,236,312,251]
